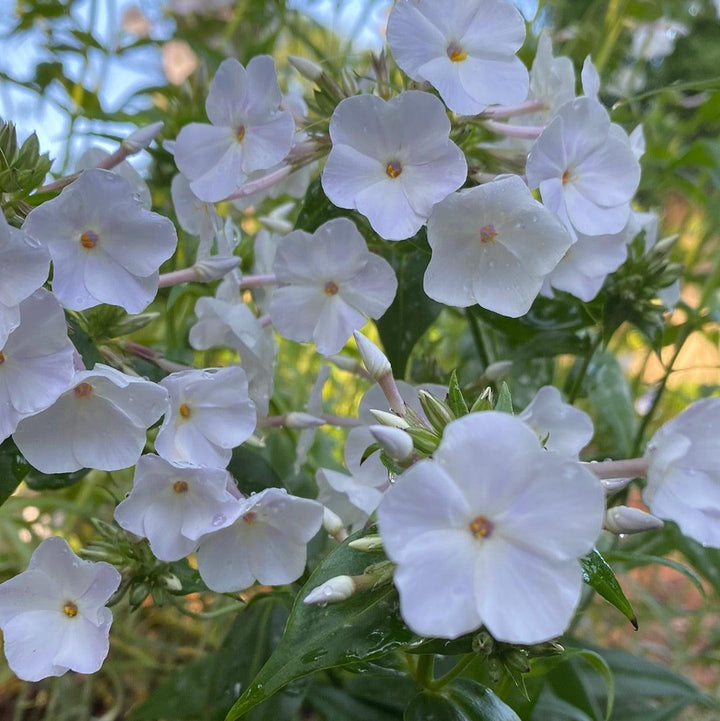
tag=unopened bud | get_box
[304,575,356,605]
[418,390,455,432]
[348,534,384,552]
[285,412,325,429]
[503,649,531,674]
[469,387,494,413]
[129,583,151,608]
[650,234,678,256]
[600,477,633,495]
[369,409,410,429]
[369,425,413,462]
[353,331,391,381]
[604,506,663,535]
[122,121,164,154]
[161,573,182,592]
[484,360,513,381]
[194,255,241,282]
[288,55,324,82]
[259,215,293,234]
[405,427,441,455]
[526,641,565,657]
[322,507,347,541]
[472,629,494,655]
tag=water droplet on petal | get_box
[212,513,226,527]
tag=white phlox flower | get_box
[155,367,257,468]
[174,56,295,202]
[322,91,467,241]
[526,97,641,239]
[518,385,594,458]
[386,0,529,116]
[377,412,605,642]
[0,212,50,346]
[644,398,720,548]
[171,173,218,246]
[0,289,75,442]
[188,295,276,415]
[631,19,688,61]
[114,454,242,561]
[13,364,168,473]
[0,536,120,681]
[268,218,397,355]
[424,175,573,317]
[23,169,178,313]
[542,224,632,302]
[196,487,324,592]
[316,426,391,529]
[76,147,152,209]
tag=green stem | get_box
[427,653,477,690]
[567,333,603,403]
[466,308,490,368]
[415,654,436,689]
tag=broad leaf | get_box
[225,534,414,720]
[581,549,637,629]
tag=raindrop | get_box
[212,513,226,527]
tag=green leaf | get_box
[494,382,514,414]
[0,438,29,506]
[377,232,442,378]
[227,446,282,496]
[24,467,90,491]
[447,370,469,417]
[131,595,302,721]
[405,679,521,721]
[580,549,637,630]
[309,683,403,721]
[225,534,414,720]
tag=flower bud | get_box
[469,387,494,413]
[368,425,413,462]
[288,55,324,82]
[259,214,293,234]
[303,575,356,605]
[483,360,513,381]
[405,427,441,455]
[369,409,410,429]
[322,507,347,541]
[285,412,325,429]
[604,506,663,535]
[471,629,494,655]
[600,476,633,495]
[122,121,164,154]
[503,648,531,674]
[418,389,454,432]
[193,255,241,282]
[348,534,384,552]
[353,331,391,381]
[161,573,183,592]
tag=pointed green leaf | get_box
[405,680,521,721]
[225,534,413,720]
[494,382,514,414]
[448,370,469,417]
[581,549,637,629]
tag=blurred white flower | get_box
[378,412,605,642]
[13,364,167,473]
[518,385,594,458]
[644,398,720,548]
[23,169,177,313]
[0,537,120,681]
[424,175,572,316]
[174,57,294,202]
[155,367,257,468]
[631,19,688,60]
[0,290,74,442]
[526,97,641,239]
[114,454,242,561]
[322,91,467,240]
[196,488,323,592]
[0,213,49,346]
[386,0,529,115]
[269,218,397,355]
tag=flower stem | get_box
[584,457,648,479]
[483,120,544,140]
[415,654,436,689]
[482,100,546,119]
[427,653,478,690]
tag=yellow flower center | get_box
[324,280,339,296]
[237,125,246,142]
[242,511,257,524]
[63,601,78,618]
[73,382,93,398]
[80,231,99,249]
[469,515,494,539]
[0,350,5,364]
[386,160,402,179]
[447,44,468,63]
[173,480,189,494]
[179,403,192,419]
[480,224,498,244]
[562,169,571,185]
